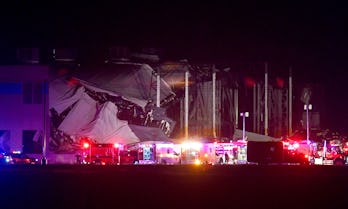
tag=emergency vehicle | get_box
[311,139,346,165]
[76,140,122,165]
[77,139,181,165]
[155,143,181,165]
[124,142,181,165]
[282,139,310,165]
[180,139,247,165]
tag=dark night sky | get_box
[0,1,347,133]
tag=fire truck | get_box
[77,140,180,165]
[77,141,150,165]
[281,138,347,166]
[76,140,122,165]
[282,139,310,165]
[311,139,346,165]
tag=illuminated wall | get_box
[0,65,49,153]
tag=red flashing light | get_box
[244,77,256,88]
[83,142,90,149]
[114,143,120,148]
[276,77,284,88]
[58,68,69,76]
[305,154,308,158]
[67,78,79,86]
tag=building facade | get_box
[0,65,49,154]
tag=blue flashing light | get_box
[0,83,22,94]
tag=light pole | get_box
[304,104,312,144]
[41,80,48,165]
[240,112,249,141]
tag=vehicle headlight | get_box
[5,156,11,163]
